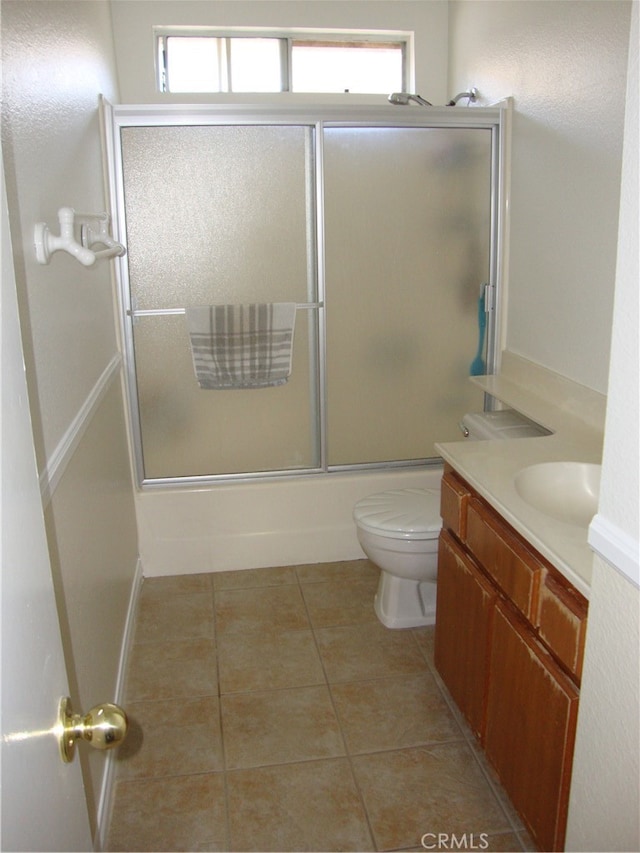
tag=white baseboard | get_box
[94,557,143,851]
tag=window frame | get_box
[154,27,412,95]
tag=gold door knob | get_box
[58,696,128,764]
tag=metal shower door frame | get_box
[101,100,509,488]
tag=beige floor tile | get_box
[139,573,213,601]
[222,685,345,769]
[212,565,297,590]
[412,625,436,667]
[109,564,526,853]
[227,758,375,852]
[462,730,525,832]
[484,831,526,851]
[315,621,429,683]
[114,696,224,780]
[125,638,217,701]
[217,627,325,694]
[107,772,227,852]
[517,828,537,851]
[215,584,309,635]
[352,743,513,851]
[134,591,215,644]
[301,576,379,628]
[296,558,378,584]
[331,672,463,754]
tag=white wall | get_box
[2,0,120,465]
[449,0,631,393]
[110,0,449,105]
[1,0,139,838]
[566,3,639,848]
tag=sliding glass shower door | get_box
[114,109,498,484]
[323,126,490,465]
[120,125,320,478]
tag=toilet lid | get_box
[353,488,442,540]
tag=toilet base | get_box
[374,572,436,629]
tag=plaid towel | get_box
[185,303,297,389]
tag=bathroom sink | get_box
[514,462,601,527]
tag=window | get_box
[291,41,403,94]
[156,30,408,94]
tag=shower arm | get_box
[446,88,479,106]
[388,88,478,108]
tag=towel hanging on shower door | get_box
[185,303,297,389]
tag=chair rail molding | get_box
[589,513,640,588]
[39,353,122,506]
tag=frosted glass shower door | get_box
[323,127,491,465]
[120,125,318,479]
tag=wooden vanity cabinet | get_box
[434,530,498,739]
[484,602,580,853]
[435,466,588,852]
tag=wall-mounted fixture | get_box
[446,88,479,106]
[34,207,126,266]
[388,88,479,108]
[388,92,433,106]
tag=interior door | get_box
[1,170,92,850]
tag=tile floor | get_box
[106,560,534,852]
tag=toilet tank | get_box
[460,409,550,440]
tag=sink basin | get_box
[514,462,601,527]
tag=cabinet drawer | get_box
[440,471,471,540]
[536,572,588,683]
[466,498,542,620]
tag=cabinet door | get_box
[434,530,498,740]
[485,602,580,852]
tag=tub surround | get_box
[435,352,605,599]
[136,467,444,577]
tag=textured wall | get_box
[566,4,639,848]
[448,0,631,392]
[2,0,121,463]
[110,0,449,104]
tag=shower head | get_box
[446,88,479,106]
[388,92,433,107]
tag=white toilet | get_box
[353,487,442,629]
[354,409,549,629]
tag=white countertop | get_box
[435,355,606,599]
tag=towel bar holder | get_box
[127,302,323,319]
[34,207,126,267]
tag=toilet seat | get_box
[353,488,442,540]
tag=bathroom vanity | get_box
[433,353,605,852]
[435,466,587,851]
